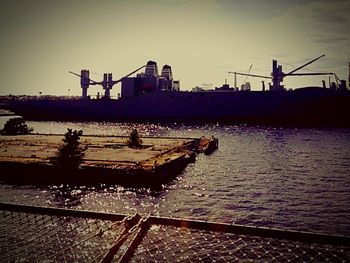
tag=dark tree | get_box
[51,129,86,169]
[1,117,33,135]
[126,129,143,148]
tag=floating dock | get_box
[0,134,218,187]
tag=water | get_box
[1,120,350,236]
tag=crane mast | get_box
[69,65,146,99]
[228,54,343,91]
[271,54,333,91]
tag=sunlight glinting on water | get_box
[0,121,349,236]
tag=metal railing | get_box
[1,202,349,262]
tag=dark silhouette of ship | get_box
[4,56,350,127]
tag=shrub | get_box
[1,117,33,135]
[126,129,143,148]
[51,129,86,169]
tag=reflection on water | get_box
[0,121,350,236]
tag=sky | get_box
[0,0,349,97]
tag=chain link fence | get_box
[133,225,349,262]
[1,202,350,262]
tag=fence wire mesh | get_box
[0,210,124,262]
[1,203,350,262]
[132,225,350,262]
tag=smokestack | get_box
[348,62,350,88]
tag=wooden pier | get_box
[0,134,218,187]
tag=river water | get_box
[0,119,350,236]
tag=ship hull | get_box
[5,88,350,127]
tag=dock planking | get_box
[0,134,217,188]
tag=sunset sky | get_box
[1,0,349,96]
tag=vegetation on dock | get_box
[126,129,143,148]
[0,131,218,187]
[50,129,86,169]
[1,117,33,135]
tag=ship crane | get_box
[228,71,271,89]
[271,54,334,91]
[228,71,271,91]
[69,65,146,99]
[68,70,99,99]
[242,65,253,85]
[228,54,336,91]
[228,71,271,79]
[102,65,147,99]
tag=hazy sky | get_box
[1,0,349,96]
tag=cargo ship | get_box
[3,56,350,127]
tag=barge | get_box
[0,134,218,188]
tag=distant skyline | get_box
[1,0,349,96]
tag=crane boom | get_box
[285,54,325,76]
[68,71,80,78]
[243,65,253,83]
[287,72,334,76]
[69,64,146,87]
[228,71,271,79]
[68,71,99,84]
[113,65,146,84]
